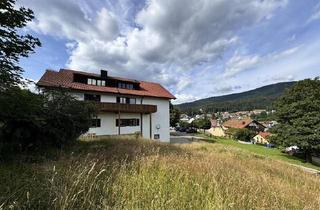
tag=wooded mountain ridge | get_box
[176,81,296,113]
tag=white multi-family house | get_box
[37,69,175,142]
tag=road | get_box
[170,131,206,144]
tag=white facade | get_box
[72,92,170,142]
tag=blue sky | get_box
[19,0,320,104]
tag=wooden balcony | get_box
[98,102,157,114]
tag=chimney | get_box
[101,70,108,79]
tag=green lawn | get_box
[197,133,320,170]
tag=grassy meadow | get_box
[1,137,320,209]
[198,133,320,170]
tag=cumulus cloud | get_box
[173,93,200,105]
[26,0,119,41]
[19,0,288,90]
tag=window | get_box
[91,119,101,128]
[118,82,125,89]
[129,98,136,104]
[116,119,140,127]
[87,78,106,86]
[84,94,101,102]
[116,97,136,104]
[126,84,133,90]
[118,82,134,89]
[117,97,127,104]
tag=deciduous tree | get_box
[170,102,180,127]
[0,0,41,90]
[271,78,320,162]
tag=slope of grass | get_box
[1,137,320,209]
[197,133,320,170]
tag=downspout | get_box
[150,113,152,139]
[118,110,121,135]
[117,88,121,135]
[140,97,144,137]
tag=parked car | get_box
[175,127,186,132]
[179,127,187,132]
[285,146,299,152]
[284,146,304,157]
[186,127,197,133]
[265,143,275,148]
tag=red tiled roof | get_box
[37,69,176,99]
[257,132,271,139]
[223,118,253,129]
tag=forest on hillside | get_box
[176,82,295,114]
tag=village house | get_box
[179,114,190,122]
[253,132,272,144]
[250,109,267,115]
[37,69,175,142]
[207,118,266,137]
[223,118,266,133]
[260,121,278,130]
[207,118,226,137]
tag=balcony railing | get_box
[97,102,157,113]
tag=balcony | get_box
[98,102,157,114]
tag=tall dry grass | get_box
[0,137,320,209]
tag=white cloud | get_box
[25,0,119,42]
[172,93,200,105]
[19,79,39,93]
[19,0,288,90]
[224,54,261,77]
[263,74,295,83]
[307,3,320,23]
[213,85,242,94]
[223,46,300,78]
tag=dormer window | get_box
[118,82,125,89]
[87,78,94,85]
[127,84,133,89]
[87,78,106,86]
[118,82,134,90]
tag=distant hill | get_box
[176,81,296,113]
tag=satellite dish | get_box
[156,124,160,129]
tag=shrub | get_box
[41,89,97,147]
[193,118,211,130]
[0,88,97,155]
[233,128,256,142]
[0,87,45,152]
[179,121,190,128]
